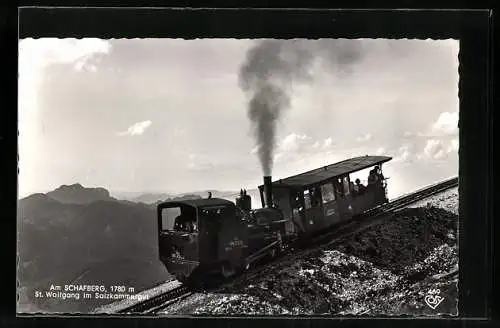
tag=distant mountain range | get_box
[16,183,262,313]
[113,189,262,206]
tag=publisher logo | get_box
[424,288,444,310]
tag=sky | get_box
[18,38,459,200]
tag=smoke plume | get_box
[239,39,364,176]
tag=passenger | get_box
[185,220,196,233]
[355,178,366,194]
[174,214,185,231]
[350,181,357,194]
[207,191,212,199]
[310,189,319,206]
[334,179,343,198]
[335,187,343,198]
[367,169,379,187]
[375,166,386,187]
[174,213,196,233]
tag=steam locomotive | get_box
[157,155,391,284]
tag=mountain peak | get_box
[59,183,84,190]
[47,183,113,205]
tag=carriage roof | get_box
[259,155,392,189]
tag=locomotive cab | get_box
[157,201,200,282]
[157,198,250,282]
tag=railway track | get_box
[116,285,192,314]
[362,176,458,217]
[114,177,458,314]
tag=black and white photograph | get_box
[17,37,459,316]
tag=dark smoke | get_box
[239,39,364,176]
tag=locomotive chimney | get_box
[263,176,273,208]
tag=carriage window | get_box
[161,207,181,231]
[342,177,350,195]
[321,183,336,203]
[304,190,312,209]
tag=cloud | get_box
[391,110,459,164]
[374,147,386,155]
[421,139,447,160]
[18,38,111,128]
[431,111,458,135]
[417,138,458,161]
[448,138,459,152]
[403,131,414,138]
[19,38,111,79]
[411,111,458,139]
[416,111,458,160]
[187,153,216,172]
[18,38,112,197]
[75,58,99,73]
[391,142,427,165]
[391,137,458,165]
[356,133,372,142]
[18,38,111,115]
[280,133,312,153]
[322,137,334,149]
[249,133,338,173]
[392,145,412,163]
[310,138,334,150]
[271,133,337,163]
[117,120,152,136]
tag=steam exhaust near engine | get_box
[263,176,273,208]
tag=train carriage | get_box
[257,155,392,238]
